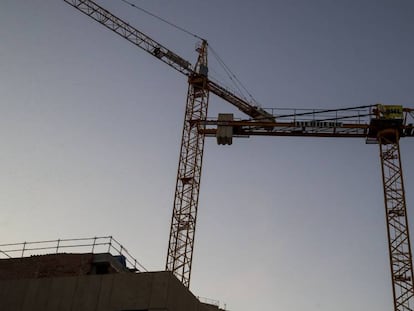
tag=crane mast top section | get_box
[62,0,273,121]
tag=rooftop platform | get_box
[0,237,225,311]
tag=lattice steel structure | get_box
[379,130,414,311]
[200,106,414,311]
[63,0,271,288]
[165,42,209,287]
[62,1,414,307]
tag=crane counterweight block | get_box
[216,114,234,145]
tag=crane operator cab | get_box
[367,104,405,144]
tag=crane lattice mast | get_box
[165,41,209,287]
[378,130,414,311]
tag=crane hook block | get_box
[217,113,234,145]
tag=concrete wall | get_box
[0,271,218,311]
[0,254,94,279]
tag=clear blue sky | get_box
[1,1,414,310]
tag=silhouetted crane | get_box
[63,1,414,310]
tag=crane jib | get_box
[63,0,193,76]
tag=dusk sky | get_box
[1,0,414,310]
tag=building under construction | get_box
[0,237,224,311]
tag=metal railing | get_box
[263,106,374,125]
[0,236,147,272]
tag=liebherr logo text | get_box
[295,121,342,127]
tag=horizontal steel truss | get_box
[197,120,414,139]
[379,130,414,311]
[199,120,369,138]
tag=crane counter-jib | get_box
[200,120,370,139]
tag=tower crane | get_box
[205,106,414,311]
[61,0,274,290]
[62,1,414,310]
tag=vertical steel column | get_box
[166,41,209,288]
[379,129,414,311]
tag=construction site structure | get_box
[206,105,414,311]
[0,237,224,311]
[61,0,273,289]
[56,1,414,310]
